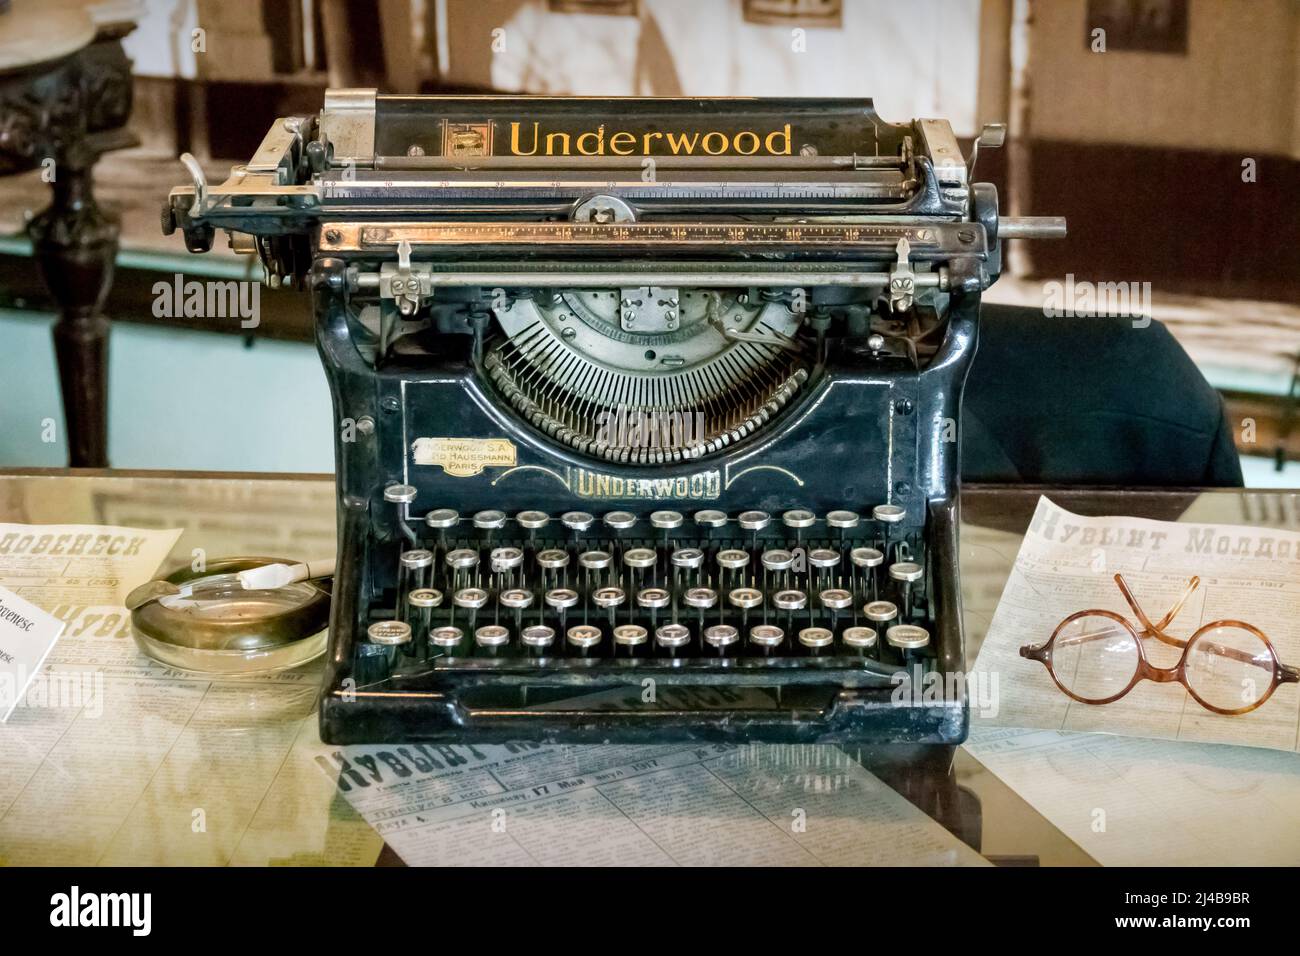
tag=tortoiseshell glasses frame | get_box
[1020,574,1299,715]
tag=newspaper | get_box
[0,521,382,866]
[971,497,1300,753]
[321,741,989,866]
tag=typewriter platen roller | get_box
[166,92,1064,744]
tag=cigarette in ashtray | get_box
[236,557,336,591]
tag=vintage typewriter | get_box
[165,91,1063,744]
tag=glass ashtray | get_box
[131,556,331,676]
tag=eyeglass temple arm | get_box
[1113,573,1198,646]
[1110,574,1272,668]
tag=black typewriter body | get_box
[166,92,1063,745]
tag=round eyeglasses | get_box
[1020,574,1299,715]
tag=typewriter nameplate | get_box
[570,467,723,500]
[412,437,517,477]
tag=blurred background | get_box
[1,0,1297,483]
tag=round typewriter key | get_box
[889,561,924,621]
[515,510,550,530]
[397,550,434,623]
[500,588,533,608]
[431,625,465,651]
[873,504,906,562]
[637,588,671,609]
[655,623,692,656]
[761,549,794,571]
[475,624,510,652]
[682,586,718,638]
[445,548,479,570]
[671,548,704,569]
[773,590,807,610]
[592,586,626,608]
[738,510,771,531]
[889,562,924,583]
[613,623,647,647]
[760,549,795,592]
[368,621,411,645]
[409,588,443,608]
[820,587,853,634]
[545,587,580,633]
[851,546,886,602]
[799,626,835,654]
[728,587,763,632]
[561,511,595,532]
[500,587,533,633]
[774,588,807,631]
[473,510,507,530]
[808,548,840,568]
[826,510,860,529]
[490,547,524,571]
[887,624,930,660]
[872,505,906,524]
[537,549,571,590]
[749,624,786,653]
[683,587,718,608]
[650,510,683,529]
[536,549,570,570]
[521,624,555,652]
[843,626,878,654]
[424,508,459,529]
[566,624,602,654]
[545,588,579,609]
[820,588,853,610]
[782,509,816,529]
[454,588,488,609]
[579,550,612,570]
[671,547,705,591]
[400,549,434,569]
[520,624,556,647]
[579,551,612,592]
[603,511,636,531]
[716,549,749,570]
[409,590,442,655]
[865,600,899,623]
[704,624,740,655]
[851,547,884,568]
[383,484,417,504]
[638,587,671,632]
[623,548,657,569]
[694,509,728,529]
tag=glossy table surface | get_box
[1,470,1295,866]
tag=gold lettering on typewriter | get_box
[572,467,722,500]
[508,122,792,157]
[412,438,517,477]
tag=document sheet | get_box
[321,741,989,866]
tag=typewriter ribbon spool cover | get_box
[165,94,1064,744]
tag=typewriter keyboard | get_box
[363,493,934,673]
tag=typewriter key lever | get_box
[168,91,1065,744]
